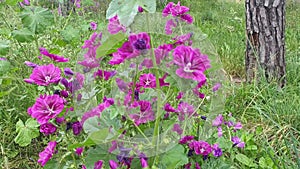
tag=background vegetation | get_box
[0,0,299,168]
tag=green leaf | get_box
[20,6,54,34]
[235,153,257,168]
[61,25,80,42]
[216,136,232,151]
[11,28,34,43]
[137,0,156,13]
[14,118,40,147]
[161,145,189,169]
[245,144,257,151]
[96,33,127,58]
[5,0,22,6]
[0,60,11,76]
[106,0,139,27]
[85,146,117,169]
[0,40,10,56]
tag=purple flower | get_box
[231,136,245,148]
[172,123,183,135]
[107,15,126,34]
[179,135,194,144]
[226,120,234,127]
[129,100,155,126]
[37,141,57,167]
[162,2,193,24]
[195,162,201,169]
[164,103,177,112]
[165,19,177,35]
[29,94,64,124]
[109,160,118,169]
[60,90,69,98]
[109,140,118,153]
[78,32,102,69]
[189,140,212,156]
[154,44,173,65]
[140,58,153,69]
[129,32,151,52]
[75,0,80,8]
[75,147,84,156]
[24,61,38,68]
[55,116,65,124]
[159,73,170,87]
[64,68,74,76]
[94,160,103,169]
[81,98,114,124]
[90,22,97,30]
[40,123,57,135]
[0,57,7,61]
[234,122,243,131]
[94,69,117,81]
[39,47,69,62]
[139,73,156,88]
[176,92,184,100]
[24,64,61,86]
[177,102,195,121]
[212,114,223,127]
[217,127,223,137]
[173,45,210,82]
[109,42,138,65]
[140,157,148,168]
[138,6,144,13]
[72,121,82,135]
[212,83,222,92]
[212,144,223,157]
[173,33,193,46]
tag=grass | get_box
[0,0,299,168]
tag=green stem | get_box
[145,14,162,167]
[34,36,40,56]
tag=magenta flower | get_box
[162,2,193,24]
[172,123,183,135]
[173,33,193,46]
[39,47,69,62]
[90,22,97,30]
[109,42,139,65]
[212,144,223,157]
[24,64,61,86]
[75,147,84,156]
[94,160,103,169]
[40,123,57,135]
[164,103,177,112]
[173,45,210,82]
[107,15,126,34]
[138,6,144,13]
[140,157,148,168]
[0,57,7,61]
[109,160,118,169]
[154,44,173,65]
[129,32,151,52]
[217,126,223,137]
[37,141,57,167]
[81,98,114,124]
[139,73,156,88]
[75,0,80,8]
[64,68,74,76]
[165,19,177,35]
[94,69,117,81]
[176,92,184,100]
[140,58,153,69]
[189,140,212,156]
[24,61,38,68]
[179,135,194,144]
[78,32,102,69]
[212,83,222,92]
[129,100,155,126]
[29,94,64,124]
[232,136,245,148]
[195,162,201,169]
[159,73,170,87]
[177,102,195,121]
[72,121,82,135]
[234,122,243,131]
[55,116,65,124]
[212,114,223,127]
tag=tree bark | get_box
[245,0,286,87]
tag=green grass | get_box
[1,0,300,168]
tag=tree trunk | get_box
[245,0,286,87]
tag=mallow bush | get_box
[19,0,251,168]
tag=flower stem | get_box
[145,13,162,167]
